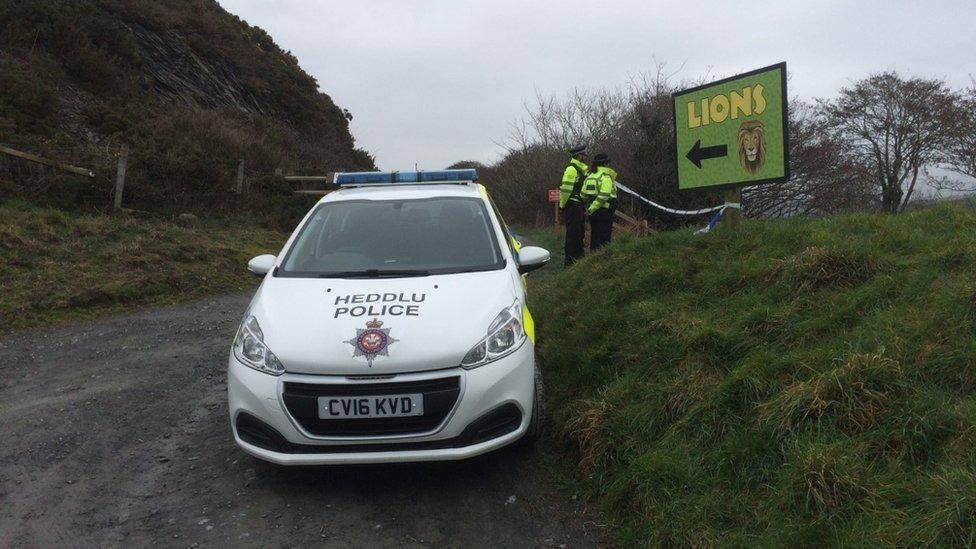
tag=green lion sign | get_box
[673,63,789,191]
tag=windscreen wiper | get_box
[443,264,501,274]
[318,269,431,278]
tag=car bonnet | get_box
[248,269,518,375]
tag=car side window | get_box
[486,193,518,260]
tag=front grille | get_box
[235,404,523,455]
[282,376,461,437]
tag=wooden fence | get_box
[1,146,651,234]
[284,175,333,195]
[613,209,652,237]
[0,143,268,213]
[0,144,95,178]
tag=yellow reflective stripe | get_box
[570,158,589,175]
[522,305,536,345]
[478,183,489,199]
[511,235,522,252]
[561,165,579,185]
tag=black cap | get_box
[593,153,609,164]
[568,144,588,156]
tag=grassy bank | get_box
[0,201,287,333]
[528,204,976,545]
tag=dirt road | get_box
[0,293,608,548]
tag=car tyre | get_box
[518,358,546,447]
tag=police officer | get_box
[581,153,618,251]
[558,144,589,266]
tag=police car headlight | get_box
[461,301,525,369]
[233,315,285,376]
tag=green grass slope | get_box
[531,204,976,546]
[0,201,287,333]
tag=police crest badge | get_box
[345,318,397,367]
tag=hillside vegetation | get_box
[0,201,287,333]
[532,204,976,545]
[0,0,373,216]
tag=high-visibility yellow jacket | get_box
[558,158,589,208]
[582,166,618,214]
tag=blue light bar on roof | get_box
[334,169,478,185]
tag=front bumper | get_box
[227,341,535,465]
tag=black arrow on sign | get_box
[686,139,728,169]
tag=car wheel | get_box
[518,358,546,447]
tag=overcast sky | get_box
[220,0,974,171]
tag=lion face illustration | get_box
[738,120,766,175]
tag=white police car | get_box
[228,169,550,464]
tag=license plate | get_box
[318,394,424,419]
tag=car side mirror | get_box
[247,254,277,277]
[517,246,550,274]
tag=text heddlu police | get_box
[333,293,426,318]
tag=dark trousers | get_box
[562,201,585,266]
[589,207,613,251]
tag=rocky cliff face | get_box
[130,22,269,116]
[0,0,373,213]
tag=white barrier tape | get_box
[614,182,728,216]
[693,202,744,235]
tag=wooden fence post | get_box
[553,201,560,236]
[236,159,245,194]
[0,144,95,177]
[113,146,129,212]
[722,186,741,229]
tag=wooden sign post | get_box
[722,187,742,229]
[548,189,561,234]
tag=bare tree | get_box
[943,82,976,180]
[821,72,960,213]
[745,101,877,217]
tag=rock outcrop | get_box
[130,22,268,116]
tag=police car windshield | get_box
[278,197,505,277]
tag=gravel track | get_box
[0,293,609,548]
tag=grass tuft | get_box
[562,398,610,473]
[783,440,871,518]
[771,245,881,292]
[759,351,904,435]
